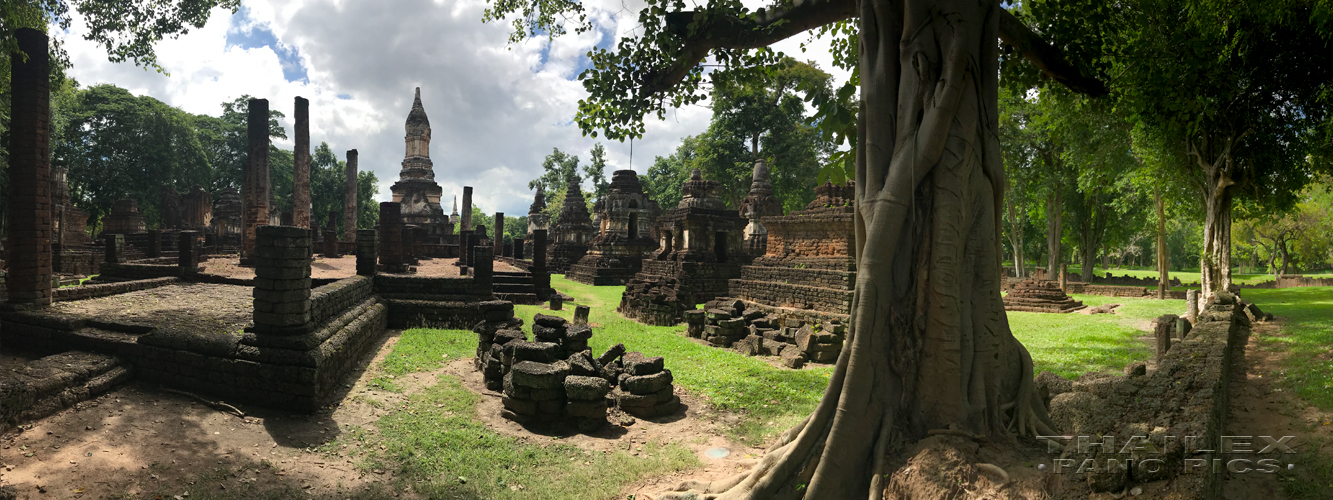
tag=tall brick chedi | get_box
[293,97,312,230]
[6,29,53,305]
[241,98,271,263]
[389,88,448,243]
[344,149,358,241]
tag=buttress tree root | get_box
[653,0,1074,498]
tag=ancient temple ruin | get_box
[618,169,748,325]
[567,170,659,285]
[101,199,147,234]
[737,159,784,256]
[1003,280,1087,313]
[389,88,451,244]
[51,167,90,248]
[525,187,549,258]
[548,178,595,274]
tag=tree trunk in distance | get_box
[662,1,1057,498]
[1156,189,1168,299]
[1046,179,1062,280]
[1006,196,1024,278]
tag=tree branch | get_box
[997,9,1108,97]
[644,1,1108,100]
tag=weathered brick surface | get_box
[293,97,311,230]
[241,99,271,262]
[52,277,177,302]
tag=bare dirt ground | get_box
[201,256,522,280]
[0,330,757,499]
[1221,320,1333,499]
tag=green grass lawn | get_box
[513,276,834,444]
[311,277,1333,498]
[1008,294,1171,379]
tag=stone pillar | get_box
[103,234,125,264]
[322,230,340,258]
[6,29,53,305]
[1154,314,1177,363]
[356,229,377,276]
[344,149,358,242]
[146,229,161,258]
[402,225,418,265]
[251,226,312,335]
[293,97,311,230]
[328,211,340,232]
[473,246,493,293]
[514,237,525,260]
[281,211,293,226]
[413,226,426,260]
[574,305,590,325]
[240,98,270,264]
[550,295,563,311]
[469,225,486,269]
[178,230,201,274]
[457,229,472,264]
[493,212,504,257]
[1175,317,1192,340]
[1186,290,1199,322]
[531,229,550,297]
[378,202,407,273]
[460,186,473,235]
[1059,263,1068,292]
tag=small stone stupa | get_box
[567,170,659,285]
[737,159,783,256]
[549,177,594,273]
[1003,280,1086,313]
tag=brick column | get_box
[146,229,161,258]
[473,246,494,293]
[293,97,311,230]
[514,237,525,260]
[6,28,53,305]
[460,186,473,235]
[251,226,312,335]
[240,98,270,264]
[493,212,504,257]
[457,229,472,265]
[402,225,418,265]
[178,230,201,274]
[322,230,340,258]
[470,225,486,269]
[356,229,377,276]
[344,149,358,242]
[531,229,550,297]
[104,234,124,264]
[378,202,407,273]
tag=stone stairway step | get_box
[1,351,134,433]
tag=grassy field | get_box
[284,277,1333,498]
[1008,293,1170,378]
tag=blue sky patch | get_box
[225,7,308,83]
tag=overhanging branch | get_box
[997,9,1108,97]
[643,1,1108,100]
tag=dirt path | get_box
[0,330,757,499]
[1221,320,1333,500]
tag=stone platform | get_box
[1003,280,1086,313]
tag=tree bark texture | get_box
[1190,131,1245,301]
[1156,189,1168,299]
[663,1,1056,498]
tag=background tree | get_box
[484,0,1105,497]
[1020,0,1333,298]
[54,84,210,227]
[583,143,609,202]
[528,147,586,221]
[641,135,699,209]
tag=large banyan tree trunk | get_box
[663,0,1055,498]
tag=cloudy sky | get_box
[61,0,850,216]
